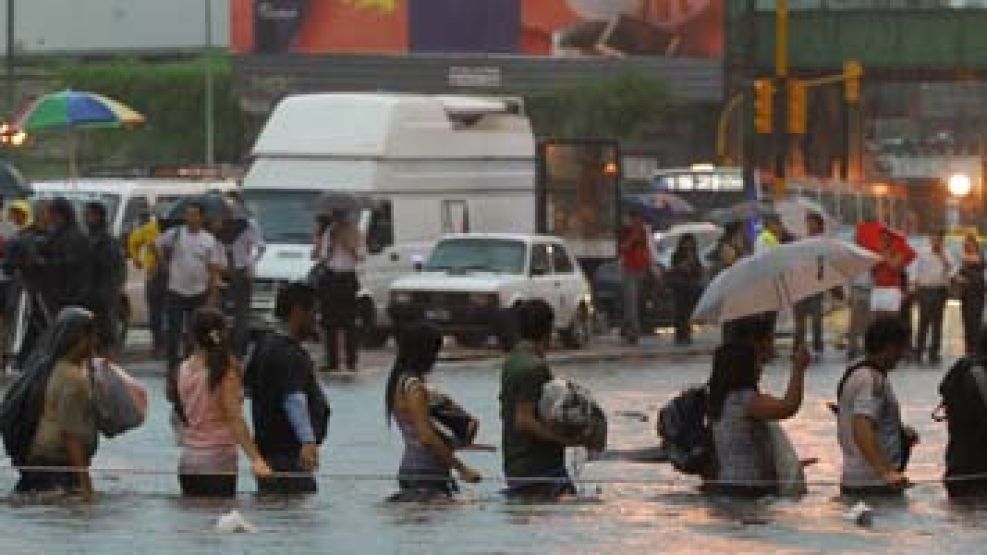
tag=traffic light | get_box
[754,78,774,135]
[787,79,807,135]
[844,60,863,103]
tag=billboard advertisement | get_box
[231,0,722,57]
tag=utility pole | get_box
[6,0,14,117]
[773,0,788,199]
[204,0,215,166]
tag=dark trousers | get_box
[166,291,207,372]
[146,271,167,351]
[916,286,948,360]
[257,451,317,495]
[179,474,237,498]
[504,467,575,500]
[961,291,984,356]
[672,285,700,344]
[795,294,824,353]
[90,293,119,356]
[16,470,80,494]
[320,271,359,370]
[226,268,252,357]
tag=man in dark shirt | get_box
[83,202,126,355]
[42,198,92,312]
[245,282,329,494]
[500,299,589,499]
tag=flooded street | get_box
[0,348,984,554]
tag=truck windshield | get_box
[242,190,319,244]
[425,238,526,275]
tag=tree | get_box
[526,70,673,140]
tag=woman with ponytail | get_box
[385,322,481,501]
[176,307,271,497]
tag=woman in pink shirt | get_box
[177,308,271,497]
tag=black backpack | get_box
[658,386,715,476]
[936,357,987,496]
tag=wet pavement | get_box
[0,306,985,553]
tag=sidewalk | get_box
[119,327,722,375]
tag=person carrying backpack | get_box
[703,316,809,497]
[937,329,987,498]
[836,317,915,496]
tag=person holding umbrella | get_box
[316,209,365,372]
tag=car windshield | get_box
[242,189,320,243]
[425,238,526,274]
[30,192,121,227]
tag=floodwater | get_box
[0,348,984,554]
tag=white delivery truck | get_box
[242,93,538,345]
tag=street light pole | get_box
[774,0,788,199]
[204,0,215,166]
[6,0,14,117]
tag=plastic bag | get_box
[91,358,148,438]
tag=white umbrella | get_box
[691,237,879,324]
[775,197,839,238]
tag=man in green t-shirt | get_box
[500,299,589,498]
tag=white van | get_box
[30,178,238,331]
[242,93,537,345]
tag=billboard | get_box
[231,0,722,58]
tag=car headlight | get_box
[392,291,413,304]
[469,293,498,307]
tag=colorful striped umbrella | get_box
[12,90,145,177]
[14,90,145,131]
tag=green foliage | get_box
[19,56,244,174]
[526,71,673,141]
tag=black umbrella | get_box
[164,192,246,224]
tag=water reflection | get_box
[0,357,983,553]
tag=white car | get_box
[387,233,593,350]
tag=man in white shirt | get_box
[156,202,226,377]
[909,230,955,364]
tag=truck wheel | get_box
[561,305,592,349]
[357,298,389,349]
[496,306,520,352]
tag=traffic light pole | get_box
[773,0,789,199]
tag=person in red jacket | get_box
[619,209,657,345]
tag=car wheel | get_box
[356,298,389,349]
[561,305,592,349]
